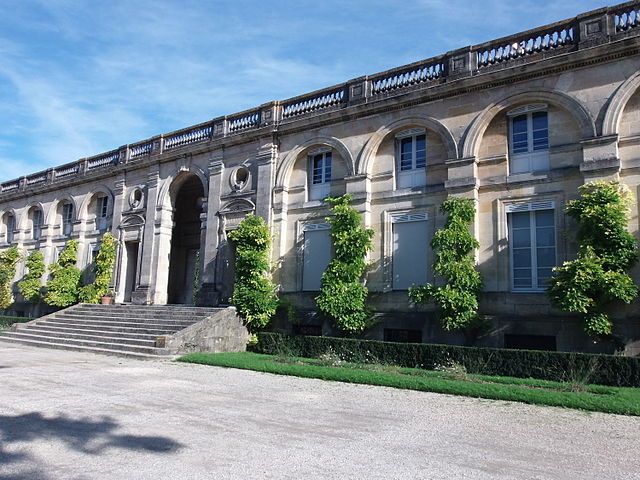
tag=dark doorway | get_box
[123,242,139,302]
[218,236,236,304]
[168,176,204,304]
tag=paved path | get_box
[0,344,638,480]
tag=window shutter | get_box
[505,201,554,213]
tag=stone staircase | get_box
[0,303,231,358]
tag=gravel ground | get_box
[0,344,638,480]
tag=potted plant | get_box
[101,290,115,305]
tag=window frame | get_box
[308,147,332,201]
[96,195,109,231]
[395,128,427,189]
[507,104,549,174]
[5,214,15,244]
[32,209,42,241]
[507,201,556,292]
[62,202,74,237]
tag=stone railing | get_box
[1,1,639,196]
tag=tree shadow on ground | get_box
[0,412,184,479]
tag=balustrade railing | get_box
[165,124,213,150]
[613,3,640,32]
[1,2,639,195]
[129,142,153,159]
[282,86,346,118]
[371,58,445,95]
[477,23,574,68]
[228,111,261,133]
[87,150,119,171]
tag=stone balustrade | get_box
[1,1,639,196]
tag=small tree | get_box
[0,246,20,310]
[79,233,118,303]
[316,194,374,333]
[18,250,45,303]
[228,214,278,331]
[45,239,81,307]
[409,197,484,332]
[548,181,638,337]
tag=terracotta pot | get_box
[100,296,113,305]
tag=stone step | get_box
[73,305,223,315]
[18,327,157,347]
[25,325,160,341]
[0,331,163,355]
[42,318,198,329]
[0,335,169,359]
[58,311,209,322]
[39,320,184,336]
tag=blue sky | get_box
[0,0,608,182]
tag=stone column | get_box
[111,178,126,300]
[132,169,160,304]
[198,154,224,305]
[254,139,277,224]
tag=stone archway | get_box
[167,175,205,304]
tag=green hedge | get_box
[251,332,640,388]
[0,316,32,330]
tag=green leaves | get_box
[18,250,45,303]
[548,181,638,337]
[228,214,278,331]
[45,240,81,307]
[0,246,20,309]
[79,233,118,303]
[317,194,374,333]
[409,197,484,332]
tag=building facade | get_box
[2,4,640,353]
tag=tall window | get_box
[97,196,108,231]
[32,209,42,241]
[392,213,428,290]
[309,150,332,201]
[302,223,332,291]
[396,129,426,189]
[507,104,549,174]
[507,202,556,291]
[5,214,15,244]
[62,202,73,236]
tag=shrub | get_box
[0,246,20,309]
[228,214,278,331]
[316,194,374,333]
[45,239,81,307]
[548,181,639,337]
[251,332,640,388]
[79,233,118,303]
[18,250,45,303]
[409,197,483,332]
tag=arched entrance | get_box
[167,175,204,304]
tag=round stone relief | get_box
[230,166,250,192]
[128,187,144,209]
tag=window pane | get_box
[400,138,412,155]
[415,149,426,169]
[513,249,532,267]
[512,115,527,133]
[536,247,556,267]
[324,153,332,181]
[512,229,531,248]
[415,135,426,151]
[536,227,555,247]
[513,275,532,288]
[510,212,530,229]
[537,268,553,288]
[535,210,554,227]
[532,112,547,129]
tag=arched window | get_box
[31,208,43,241]
[5,213,15,244]
[308,148,332,201]
[507,104,549,174]
[62,202,74,236]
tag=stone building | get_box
[1,3,640,353]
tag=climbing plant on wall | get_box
[547,181,638,337]
[316,194,374,333]
[45,239,81,307]
[79,233,118,303]
[228,214,278,331]
[409,197,484,332]
[0,246,20,310]
[18,250,45,303]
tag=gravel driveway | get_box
[0,344,638,480]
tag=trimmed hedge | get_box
[251,332,640,388]
[0,316,31,330]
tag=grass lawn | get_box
[178,351,640,416]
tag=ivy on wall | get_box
[79,233,118,303]
[45,239,81,307]
[0,246,20,310]
[316,194,374,333]
[228,214,278,331]
[409,197,484,332]
[548,181,638,337]
[18,250,45,303]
